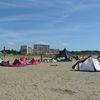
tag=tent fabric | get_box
[20,57,27,64]
[97,56,100,62]
[51,59,57,63]
[53,48,79,61]
[54,48,73,61]
[0,57,40,67]
[13,59,22,66]
[0,58,3,64]
[1,59,26,67]
[1,61,10,66]
[29,58,40,65]
[72,56,100,72]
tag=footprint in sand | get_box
[51,88,76,95]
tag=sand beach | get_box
[0,59,100,100]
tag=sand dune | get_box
[0,61,100,100]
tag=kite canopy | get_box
[53,48,78,61]
[72,56,100,72]
[29,58,40,65]
[97,56,100,62]
[0,58,3,64]
[13,59,22,66]
[0,57,40,67]
[20,57,27,64]
[53,48,73,61]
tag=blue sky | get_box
[0,0,100,51]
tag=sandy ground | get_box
[0,60,100,100]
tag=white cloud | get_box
[0,1,29,8]
[0,0,100,11]
[35,41,50,45]
[0,13,60,22]
[0,0,100,24]
[7,42,15,46]
[0,14,35,22]
[70,3,100,13]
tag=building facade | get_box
[20,44,59,55]
[33,44,50,54]
[20,45,33,54]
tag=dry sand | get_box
[0,60,100,100]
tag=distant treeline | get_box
[70,50,100,56]
[1,49,21,55]
[1,49,100,56]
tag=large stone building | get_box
[20,44,59,55]
[20,45,33,54]
[33,44,50,54]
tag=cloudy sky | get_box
[0,0,100,50]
